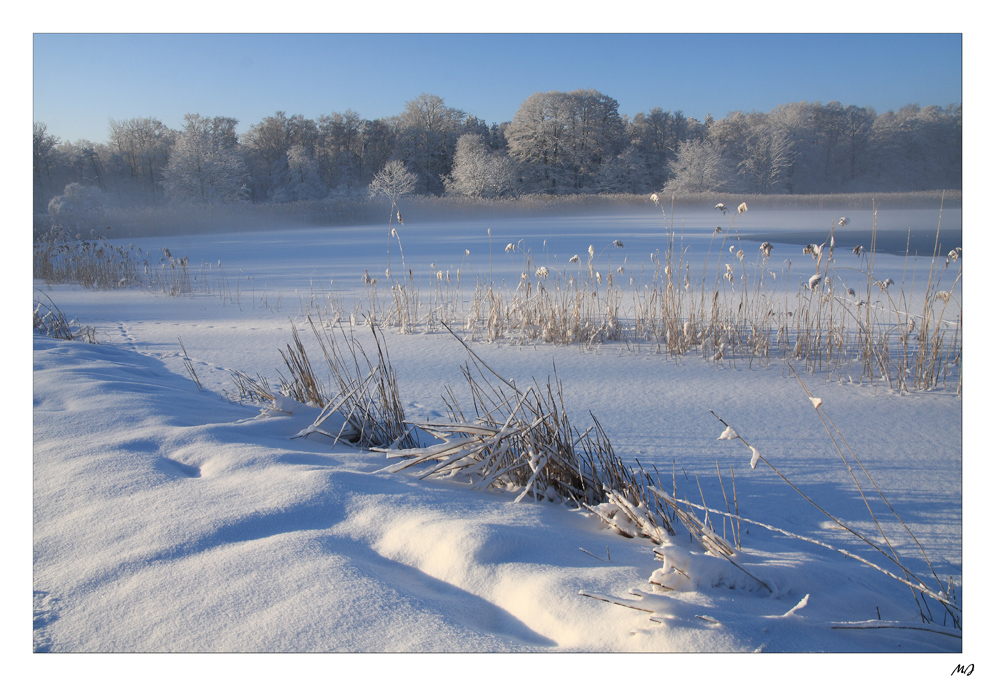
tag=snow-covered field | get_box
[30,204,970,671]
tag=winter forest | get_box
[34,90,961,236]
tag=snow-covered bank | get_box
[33,307,961,654]
[32,334,745,651]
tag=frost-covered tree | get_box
[811,101,849,191]
[627,109,674,191]
[562,90,627,190]
[239,111,321,201]
[866,104,961,191]
[836,104,875,189]
[368,160,417,206]
[34,95,962,216]
[108,117,175,205]
[54,139,110,193]
[505,91,570,193]
[663,138,733,194]
[737,116,794,194]
[767,102,819,194]
[506,89,626,194]
[241,111,292,201]
[47,182,109,231]
[394,94,468,195]
[445,133,516,198]
[280,144,325,201]
[34,123,61,214]
[706,110,750,172]
[316,110,364,193]
[357,118,396,192]
[163,114,247,204]
[594,146,650,193]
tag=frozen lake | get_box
[118,205,962,299]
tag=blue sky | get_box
[33,33,962,143]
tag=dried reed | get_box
[345,200,960,394]
[33,293,97,343]
[383,323,677,540]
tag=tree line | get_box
[34,90,961,221]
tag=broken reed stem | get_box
[34,293,98,343]
[730,466,741,551]
[178,337,203,391]
[650,486,959,615]
[709,407,915,581]
[707,403,957,629]
[695,473,712,532]
[785,360,952,626]
[387,323,676,537]
[829,623,961,639]
[716,461,732,547]
[279,322,326,406]
[227,369,274,404]
[791,362,943,590]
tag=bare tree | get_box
[33,123,61,213]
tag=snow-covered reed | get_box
[276,316,418,451]
[384,324,675,537]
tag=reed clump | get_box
[33,225,198,296]
[267,315,418,450]
[384,324,675,545]
[349,200,960,394]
